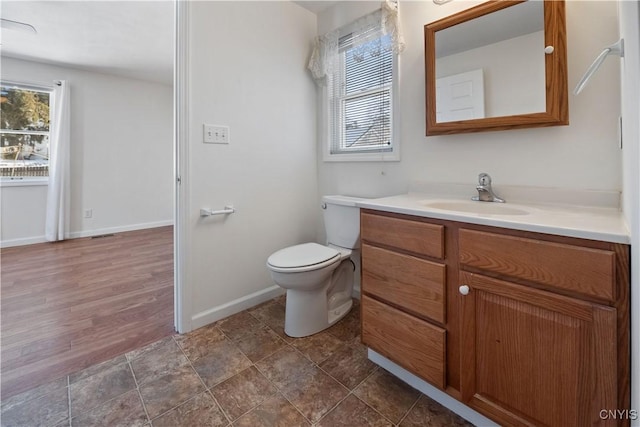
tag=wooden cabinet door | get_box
[459,271,617,426]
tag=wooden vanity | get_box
[360,209,630,426]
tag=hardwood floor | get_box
[0,226,175,399]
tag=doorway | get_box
[0,0,176,399]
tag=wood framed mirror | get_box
[424,0,568,136]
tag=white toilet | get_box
[266,195,364,338]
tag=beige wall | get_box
[0,58,173,246]
[185,1,318,326]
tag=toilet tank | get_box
[322,195,366,249]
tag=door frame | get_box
[174,0,192,333]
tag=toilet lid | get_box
[267,243,340,269]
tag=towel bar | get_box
[200,206,235,217]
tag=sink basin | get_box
[422,200,530,216]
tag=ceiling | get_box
[0,1,174,85]
[293,1,340,14]
[0,0,343,85]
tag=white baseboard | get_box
[190,284,359,332]
[1,220,174,248]
[191,285,285,331]
[67,220,174,239]
[368,349,497,427]
[0,235,48,248]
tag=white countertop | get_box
[356,193,630,244]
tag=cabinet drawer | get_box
[361,212,444,259]
[459,229,616,301]
[362,244,445,323]
[362,295,446,389]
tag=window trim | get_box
[322,34,401,163]
[0,177,49,187]
[0,81,53,182]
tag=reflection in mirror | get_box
[435,1,545,122]
[424,0,568,136]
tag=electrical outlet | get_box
[84,209,93,218]
[203,124,230,144]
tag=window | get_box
[326,26,399,161]
[0,83,52,181]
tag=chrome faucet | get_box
[472,173,505,203]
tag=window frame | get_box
[0,81,53,186]
[322,29,401,163]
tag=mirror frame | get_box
[424,0,568,136]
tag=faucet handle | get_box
[478,172,492,186]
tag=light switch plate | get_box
[204,124,230,144]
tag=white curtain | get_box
[45,80,70,242]
[307,0,405,86]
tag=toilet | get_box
[266,195,364,338]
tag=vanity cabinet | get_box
[360,209,630,426]
[360,212,449,388]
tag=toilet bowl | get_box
[266,195,364,338]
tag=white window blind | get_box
[328,26,394,156]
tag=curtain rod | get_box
[1,79,58,91]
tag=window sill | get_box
[323,152,400,163]
[0,178,49,187]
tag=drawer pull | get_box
[459,285,470,295]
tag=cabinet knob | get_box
[459,285,470,295]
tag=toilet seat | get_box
[267,243,340,273]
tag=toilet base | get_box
[274,258,355,338]
[328,298,353,326]
[284,288,353,338]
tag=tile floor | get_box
[0,297,473,427]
